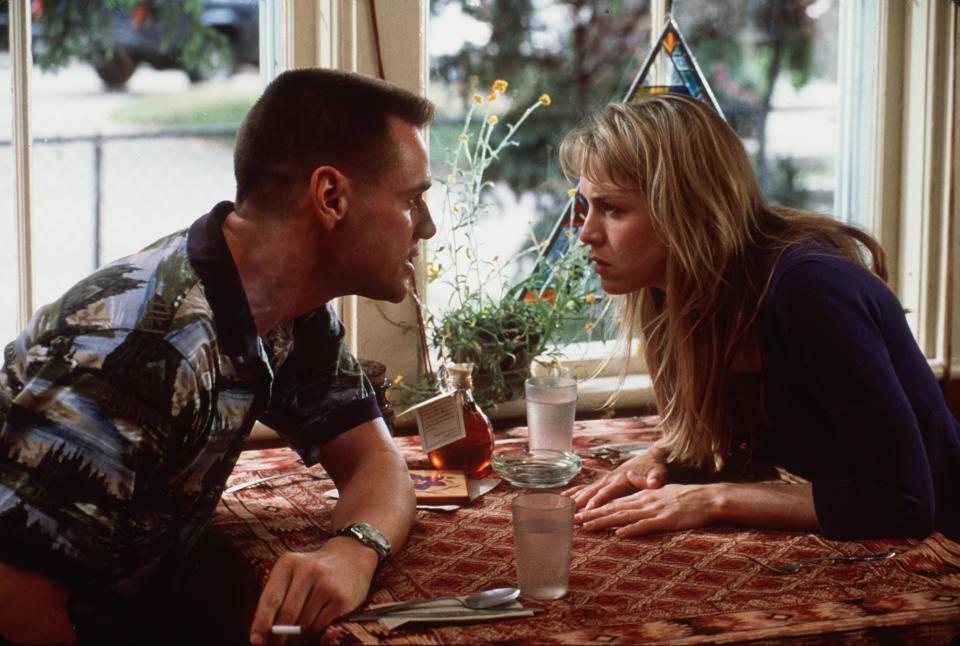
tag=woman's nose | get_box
[578,208,602,246]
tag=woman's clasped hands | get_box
[564,446,718,538]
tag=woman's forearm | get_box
[708,481,818,531]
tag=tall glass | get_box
[525,375,577,452]
[512,493,575,599]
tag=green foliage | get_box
[32,0,229,74]
[401,81,606,410]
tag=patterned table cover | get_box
[212,417,960,644]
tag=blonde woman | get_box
[562,95,960,540]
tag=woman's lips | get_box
[591,257,611,275]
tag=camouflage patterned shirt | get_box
[0,201,380,600]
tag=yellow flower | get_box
[564,230,573,238]
[492,79,508,93]
[446,174,455,183]
[585,322,595,331]
[458,134,470,142]
[452,204,462,214]
[585,293,597,304]
[473,93,484,103]
[538,93,551,106]
[427,263,441,281]
[487,93,497,102]
[487,115,499,124]
[567,188,577,197]
[393,374,404,384]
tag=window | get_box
[2,0,264,343]
[6,1,957,415]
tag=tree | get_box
[28,0,228,80]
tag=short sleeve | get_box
[259,306,381,465]
[0,330,203,593]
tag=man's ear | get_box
[309,166,350,230]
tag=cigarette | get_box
[271,625,302,635]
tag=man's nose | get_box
[418,203,437,240]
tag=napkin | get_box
[351,599,539,632]
[325,477,501,511]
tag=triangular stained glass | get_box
[521,16,723,303]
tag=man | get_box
[0,68,436,643]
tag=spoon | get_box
[743,549,896,575]
[349,587,521,619]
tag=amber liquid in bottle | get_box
[428,365,494,478]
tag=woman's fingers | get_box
[625,463,666,490]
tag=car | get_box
[0,1,44,54]
[89,0,260,89]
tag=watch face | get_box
[343,522,391,561]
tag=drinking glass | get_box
[512,492,575,599]
[525,374,577,452]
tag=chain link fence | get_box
[1,126,239,341]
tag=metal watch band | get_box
[334,522,392,565]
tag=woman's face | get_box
[578,173,669,294]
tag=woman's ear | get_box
[309,166,349,230]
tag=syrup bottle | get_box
[427,363,494,477]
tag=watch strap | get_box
[335,522,391,566]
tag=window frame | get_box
[7,1,957,419]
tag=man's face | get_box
[340,117,436,302]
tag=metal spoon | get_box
[349,587,521,619]
[743,549,896,575]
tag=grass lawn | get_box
[112,83,258,128]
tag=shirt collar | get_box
[186,201,261,358]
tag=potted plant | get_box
[396,79,606,410]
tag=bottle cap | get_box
[447,362,474,390]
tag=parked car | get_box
[0,1,45,54]
[89,0,260,89]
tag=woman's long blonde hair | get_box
[560,95,885,471]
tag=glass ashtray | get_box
[491,448,583,489]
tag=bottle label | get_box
[403,390,467,452]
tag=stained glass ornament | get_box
[521,12,723,303]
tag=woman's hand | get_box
[575,483,718,537]
[564,445,669,510]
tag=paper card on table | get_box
[400,390,465,453]
[409,470,470,504]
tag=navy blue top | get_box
[755,244,960,540]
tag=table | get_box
[211,417,960,644]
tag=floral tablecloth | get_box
[210,417,960,644]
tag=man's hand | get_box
[249,537,377,644]
[0,562,76,645]
[248,418,415,643]
[564,445,669,510]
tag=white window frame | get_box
[8,1,957,420]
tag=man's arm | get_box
[0,561,76,644]
[248,418,415,643]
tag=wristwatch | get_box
[334,522,392,566]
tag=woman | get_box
[562,95,960,541]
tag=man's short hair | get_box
[234,68,435,211]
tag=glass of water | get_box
[525,374,577,452]
[512,492,575,599]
